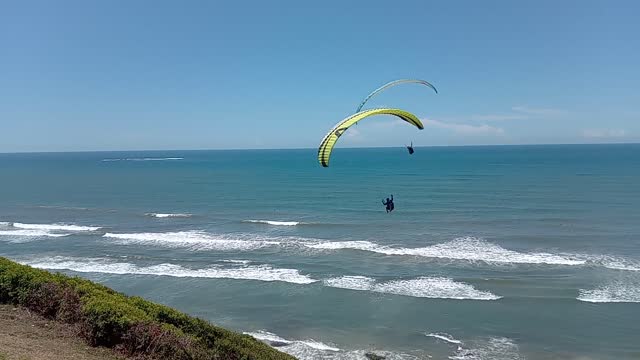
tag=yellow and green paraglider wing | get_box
[356,79,438,112]
[318,108,424,167]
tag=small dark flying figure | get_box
[406,142,414,155]
[382,195,395,213]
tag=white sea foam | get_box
[306,237,584,266]
[577,281,640,303]
[450,337,523,360]
[245,331,338,352]
[245,331,294,345]
[12,222,101,231]
[35,205,91,210]
[324,276,376,291]
[102,157,183,162]
[24,257,316,284]
[147,213,193,218]
[103,231,280,251]
[582,255,640,272]
[245,330,420,359]
[324,276,501,300]
[307,241,379,251]
[222,259,252,265]
[426,333,463,345]
[0,222,76,240]
[244,220,301,226]
[0,229,69,239]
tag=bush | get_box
[0,257,295,360]
[118,322,210,360]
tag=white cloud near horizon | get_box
[423,118,505,136]
[581,128,627,138]
[469,106,567,122]
[470,113,529,121]
[511,106,567,116]
[368,117,505,136]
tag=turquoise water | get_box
[1,144,639,359]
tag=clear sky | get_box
[1,0,638,152]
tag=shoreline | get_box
[0,257,295,360]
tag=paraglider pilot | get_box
[382,195,394,213]
[407,142,414,155]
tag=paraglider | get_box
[356,79,438,113]
[406,142,414,155]
[317,78,438,213]
[382,195,394,213]
[317,108,424,167]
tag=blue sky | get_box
[1,0,638,152]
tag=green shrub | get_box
[0,257,295,360]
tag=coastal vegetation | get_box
[0,257,294,360]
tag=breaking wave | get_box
[245,331,339,352]
[0,221,99,241]
[244,220,301,226]
[306,237,584,266]
[23,257,317,284]
[324,276,501,300]
[103,231,281,251]
[12,222,101,232]
[426,332,463,345]
[583,255,640,272]
[450,337,523,360]
[245,331,420,360]
[222,259,252,265]
[0,229,69,240]
[146,213,193,218]
[577,280,640,303]
[102,157,183,162]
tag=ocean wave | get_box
[12,222,101,232]
[222,259,252,265]
[245,331,419,360]
[146,213,193,218]
[35,205,92,211]
[324,276,501,300]
[0,222,98,240]
[103,231,280,251]
[577,281,640,303]
[583,255,640,272]
[23,257,317,284]
[244,220,301,226]
[306,237,584,266]
[245,331,294,346]
[0,229,70,240]
[450,337,523,360]
[102,157,184,162]
[245,331,339,351]
[426,332,463,345]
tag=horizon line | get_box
[1,141,638,155]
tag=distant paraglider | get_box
[318,79,438,167]
[406,142,414,155]
[317,108,424,167]
[317,78,438,213]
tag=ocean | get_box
[1,144,638,359]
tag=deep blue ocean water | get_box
[1,144,639,359]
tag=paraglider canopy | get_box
[356,79,438,113]
[318,108,424,167]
